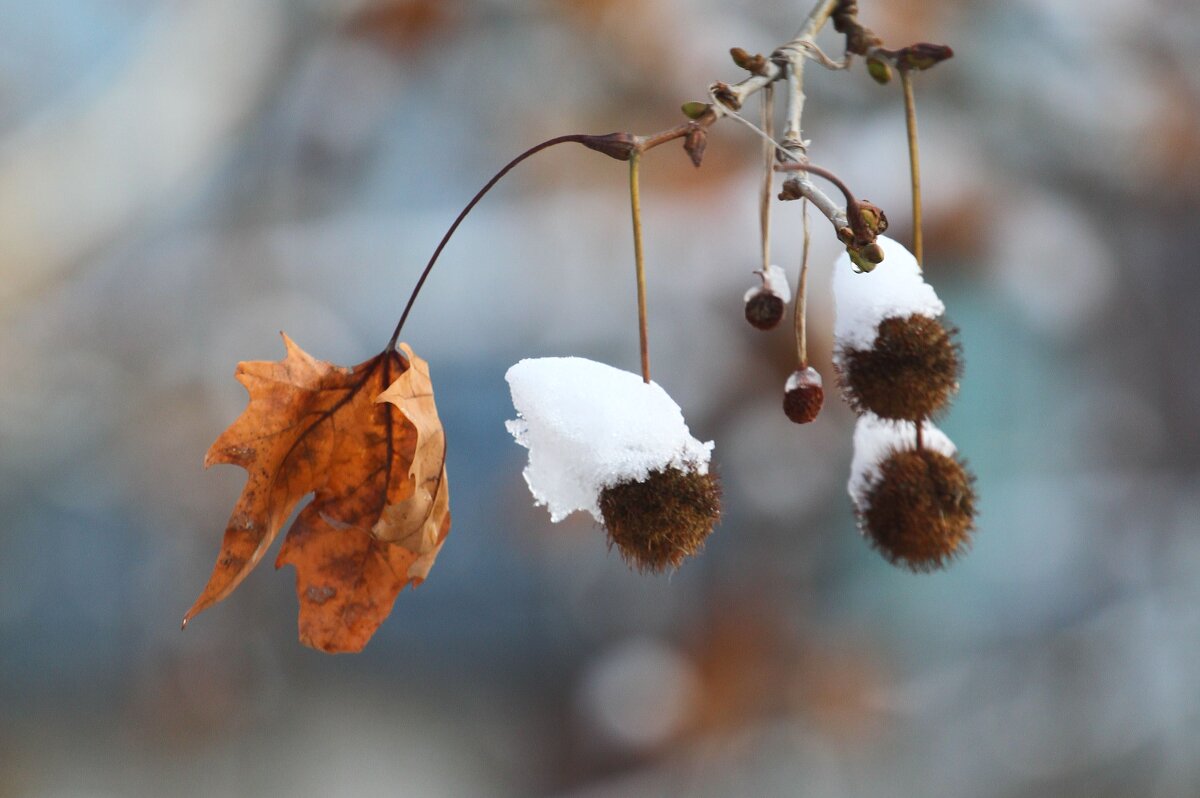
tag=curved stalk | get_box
[387,134,589,351]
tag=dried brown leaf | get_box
[183,335,450,653]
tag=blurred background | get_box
[2,0,1199,795]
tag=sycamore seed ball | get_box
[783,367,824,424]
[859,447,976,571]
[744,264,792,331]
[745,291,785,330]
[838,313,961,421]
[598,466,721,573]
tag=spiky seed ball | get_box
[745,290,785,330]
[783,367,824,424]
[838,313,960,421]
[859,447,976,571]
[598,466,721,573]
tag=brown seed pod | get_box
[745,290,785,330]
[838,313,960,421]
[783,368,824,424]
[598,466,721,573]
[859,447,976,571]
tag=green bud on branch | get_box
[866,57,892,84]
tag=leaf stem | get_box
[387,134,590,351]
[629,151,651,384]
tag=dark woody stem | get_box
[639,122,704,150]
[776,160,863,235]
[385,0,882,352]
[787,162,857,208]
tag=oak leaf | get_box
[183,334,450,653]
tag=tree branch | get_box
[712,0,840,111]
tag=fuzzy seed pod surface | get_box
[744,291,785,330]
[599,466,721,573]
[744,264,791,330]
[860,447,976,571]
[838,313,960,421]
[783,367,824,424]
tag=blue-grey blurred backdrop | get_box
[3,0,1199,795]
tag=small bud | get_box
[847,246,877,273]
[897,43,954,71]
[683,126,707,167]
[862,242,885,264]
[778,178,805,202]
[711,82,742,111]
[859,447,976,571]
[866,57,892,84]
[680,101,710,120]
[783,367,824,424]
[599,466,722,573]
[832,4,854,34]
[579,132,638,162]
[730,47,768,75]
[857,200,888,235]
[744,291,785,330]
[837,314,961,421]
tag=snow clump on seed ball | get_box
[506,357,720,571]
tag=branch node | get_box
[579,132,638,161]
[711,82,742,111]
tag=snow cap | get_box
[848,413,956,510]
[833,235,944,352]
[743,263,792,304]
[506,357,714,523]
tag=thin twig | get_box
[781,54,806,153]
[791,39,850,70]
[636,121,701,151]
[716,0,840,110]
[718,107,848,228]
[387,0,850,351]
